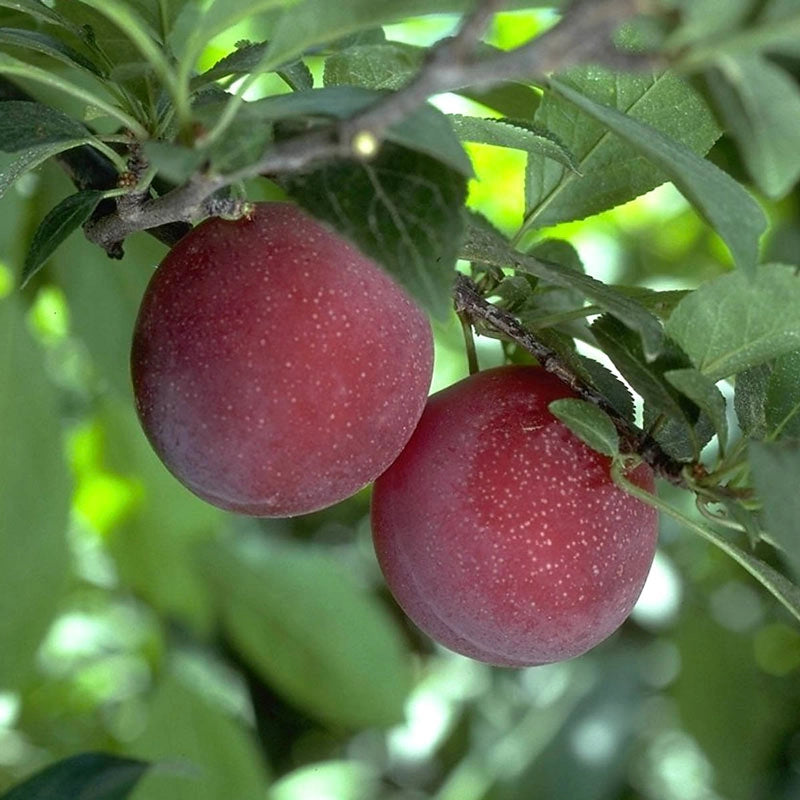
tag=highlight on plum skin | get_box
[130,202,434,517]
[371,365,659,667]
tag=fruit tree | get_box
[1,1,800,799]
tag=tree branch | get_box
[453,273,689,487]
[81,0,652,253]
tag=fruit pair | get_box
[131,202,658,665]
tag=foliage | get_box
[1,1,800,798]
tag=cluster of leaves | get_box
[2,0,800,797]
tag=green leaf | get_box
[665,368,728,453]
[261,0,529,71]
[579,356,635,423]
[548,76,766,275]
[706,54,800,199]
[101,398,223,634]
[612,285,690,319]
[665,264,800,380]
[750,441,800,579]
[128,671,270,800]
[766,350,800,441]
[590,314,710,459]
[666,0,754,48]
[0,100,91,153]
[268,762,379,800]
[176,0,295,90]
[201,538,412,728]
[450,115,579,173]
[0,753,149,800]
[0,26,104,75]
[524,68,721,230]
[0,52,148,136]
[283,142,466,319]
[142,141,205,184]
[0,140,94,200]
[22,190,104,287]
[196,41,313,90]
[549,398,619,457]
[0,295,70,691]
[0,0,76,31]
[324,42,422,90]
[734,364,771,440]
[71,0,179,102]
[463,215,664,358]
[590,314,687,419]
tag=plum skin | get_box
[371,365,658,667]
[131,202,433,517]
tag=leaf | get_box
[0,296,70,691]
[260,0,534,71]
[0,0,76,31]
[612,285,690,319]
[200,538,413,728]
[0,100,91,153]
[524,68,721,230]
[463,215,664,358]
[0,753,149,800]
[189,0,294,45]
[579,356,635,422]
[450,115,579,172]
[665,264,800,380]
[71,0,178,100]
[0,296,70,690]
[0,140,94,200]
[0,52,148,136]
[128,672,270,800]
[666,0,754,48]
[268,761,379,800]
[549,398,619,457]
[706,54,800,199]
[283,142,466,319]
[0,26,104,75]
[665,368,728,453]
[734,363,771,439]
[549,77,766,275]
[590,315,686,417]
[176,0,295,88]
[750,441,800,579]
[591,314,706,457]
[101,397,223,634]
[142,141,205,184]
[22,190,104,286]
[324,42,423,90]
[643,402,715,462]
[766,350,800,441]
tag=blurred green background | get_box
[2,8,800,800]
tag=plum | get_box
[131,202,433,516]
[371,365,658,666]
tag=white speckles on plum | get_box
[131,202,433,517]
[372,364,658,667]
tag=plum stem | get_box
[458,310,481,375]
